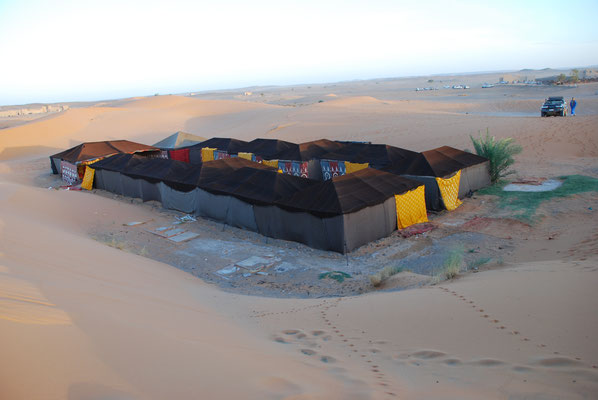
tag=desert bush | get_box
[471,130,522,183]
[433,248,463,283]
[370,265,404,287]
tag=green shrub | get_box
[471,130,522,183]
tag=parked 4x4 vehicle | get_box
[541,96,567,117]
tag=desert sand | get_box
[1,71,598,399]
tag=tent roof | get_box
[51,140,159,164]
[299,139,345,161]
[429,146,488,166]
[242,138,301,160]
[200,167,317,205]
[94,154,275,191]
[153,131,207,149]
[402,146,488,177]
[277,168,422,217]
[320,143,420,171]
[89,153,146,172]
[192,137,249,154]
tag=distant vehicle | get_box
[541,96,567,117]
[415,88,423,91]
[443,85,451,89]
[481,83,494,88]
[452,85,463,89]
[463,85,470,89]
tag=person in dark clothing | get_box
[570,97,577,116]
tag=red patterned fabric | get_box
[329,161,339,177]
[168,148,190,163]
[300,162,309,178]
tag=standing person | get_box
[570,97,577,116]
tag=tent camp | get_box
[50,140,159,184]
[61,137,489,252]
[153,131,206,149]
[90,153,427,253]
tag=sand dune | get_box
[1,77,597,399]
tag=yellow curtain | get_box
[345,162,368,174]
[395,185,428,229]
[262,159,279,169]
[201,147,216,162]
[81,167,95,190]
[436,170,463,211]
[238,152,254,161]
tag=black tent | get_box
[269,169,423,252]
[49,140,159,183]
[320,142,420,171]
[242,138,301,161]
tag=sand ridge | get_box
[1,75,597,399]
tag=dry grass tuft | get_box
[370,265,404,287]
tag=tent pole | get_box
[344,241,349,266]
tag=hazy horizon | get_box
[1,0,597,105]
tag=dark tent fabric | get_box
[242,138,301,161]
[401,146,490,199]
[400,174,444,211]
[194,137,248,154]
[94,155,276,193]
[50,140,159,165]
[277,168,421,218]
[424,146,491,197]
[185,138,249,164]
[299,139,345,161]
[320,143,420,171]
[200,167,318,206]
[431,146,488,166]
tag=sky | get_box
[0,0,597,105]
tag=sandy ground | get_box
[1,72,598,399]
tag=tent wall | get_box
[306,159,322,181]
[121,175,143,199]
[458,161,491,198]
[159,183,198,214]
[194,189,258,232]
[140,180,162,202]
[50,157,61,174]
[253,205,345,252]
[98,170,124,195]
[401,174,443,211]
[188,147,203,165]
[342,196,397,252]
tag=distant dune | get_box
[1,73,597,399]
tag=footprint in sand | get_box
[533,357,585,368]
[282,329,300,335]
[320,355,336,363]
[470,359,505,367]
[300,349,316,356]
[411,350,447,359]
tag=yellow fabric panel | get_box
[436,170,463,211]
[201,147,216,162]
[81,167,95,190]
[80,157,102,166]
[395,185,428,229]
[345,162,369,174]
[262,159,279,169]
[238,152,254,161]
